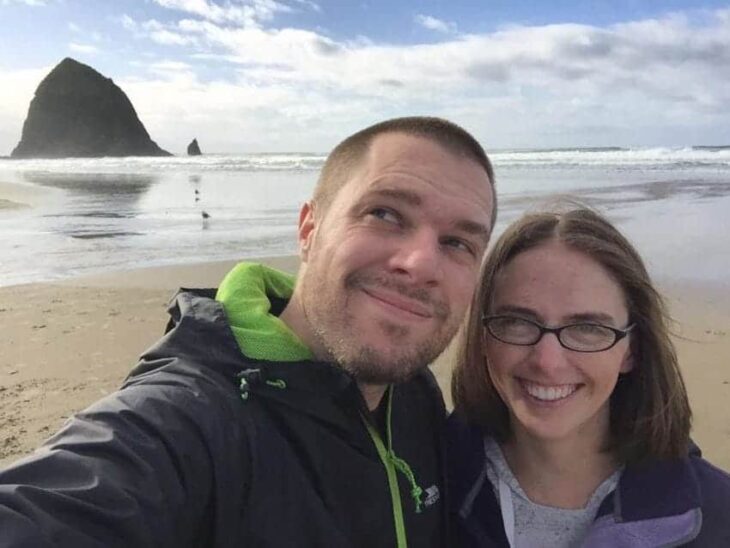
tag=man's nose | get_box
[387,229,444,286]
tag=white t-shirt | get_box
[484,437,621,548]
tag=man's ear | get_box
[298,201,317,262]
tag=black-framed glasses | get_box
[482,315,634,353]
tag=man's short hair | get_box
[313,116,496,228]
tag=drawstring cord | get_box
[362,386,425,516]
[384,385,424,514]
[388,451,424,514]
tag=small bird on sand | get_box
[201,211,210,219]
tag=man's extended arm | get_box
[0,364,250,547]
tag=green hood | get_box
[215,262,312,362]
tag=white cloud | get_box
[0,67,51,155]
[291,0,319,12]
[1,0,47,5]
[415,14,456,34]
[150,29,198,46]
[131,11,729,114]
[120,14,137,31]
[150,0,310,27]
[3,8,730,154]
[69,42,100,54]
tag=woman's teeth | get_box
[523,381,579,401]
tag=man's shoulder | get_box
[127,286,245,381]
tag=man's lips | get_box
[361,287,433,318]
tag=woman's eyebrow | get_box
[490,306,618,325]
[565,312,618,325]
[491,305,539,320]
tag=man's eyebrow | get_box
[455,219,491,241]
[368,188,490,240]
[369,188,422,206]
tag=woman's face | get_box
[485,239,633,445]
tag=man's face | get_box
[294,132,494,385]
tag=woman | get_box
[448,206,730,547]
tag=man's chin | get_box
[339,345,437,385]
[347,363,424,386]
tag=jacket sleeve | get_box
[0,364,250,548]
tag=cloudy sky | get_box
[1,0,729,154]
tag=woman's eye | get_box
[572,324,606,335]
[499,317,532,331]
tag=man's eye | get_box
[368,207,400,224]
[442,237,474,255]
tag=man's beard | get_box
[303,270,456,385]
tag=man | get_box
[0,117,496,547]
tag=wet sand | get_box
[1,259,729,470]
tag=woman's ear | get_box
[619,348,634,373]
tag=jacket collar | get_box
[447,417,704,547]
[605,454,702,521]
[130,288,382,452]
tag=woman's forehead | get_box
[489,241,629,319]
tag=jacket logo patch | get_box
[423,485,440,508]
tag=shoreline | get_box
[1,257,729,470]
[0,198,28,210]
[0,179,59,211]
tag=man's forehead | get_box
[326,130,494,226]
[354,184,492,240]
[365,131,458,164]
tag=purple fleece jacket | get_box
[447,415,730,547]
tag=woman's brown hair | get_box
[451,205,691,463]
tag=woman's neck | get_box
[501,426,619,509]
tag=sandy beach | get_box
[1,257,729,470]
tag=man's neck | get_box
[278,294,315,350]
[280,297,388,412]
[358,382,388,411]
[502,425,618,509]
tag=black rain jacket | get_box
[0,289,448,547]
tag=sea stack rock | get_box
[11,58,170,158]
[187,138,202,156]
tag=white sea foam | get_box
[491,147,730,168]
[2,147,729,174]
[0,153,328,174]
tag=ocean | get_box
[1,147,729,287]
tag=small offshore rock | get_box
[187,138,202,156]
